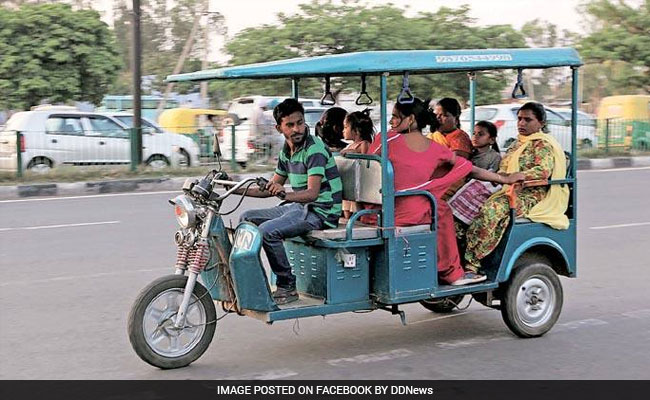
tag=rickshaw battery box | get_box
[285,241,369,304]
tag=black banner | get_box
[2,380,649,400]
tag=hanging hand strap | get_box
[397,72,414,104]
[511,69,527,99]
[320,76,336,105]
[355,74,373,105]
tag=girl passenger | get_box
[340,109,374,219]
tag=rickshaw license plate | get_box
[344,254,357,268]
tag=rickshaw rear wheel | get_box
[128,275,216,369]
[500,262,563,338]
[420,295,465,313]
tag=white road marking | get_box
[622,309,650,320]
[589,222,650,230]
[436,334,510,350]
[553,318,608,332]
[224,369,299,380]
[0,190,180,203]
[579,166,650,173]
[327,349,413,366]
[0,220,120,232]
[0,268,169,287]
[409,312,468,325]
[436,318,610,350]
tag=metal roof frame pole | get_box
[468,72,476,135]
[380,72,394,231]
[131,0,143,170]
[16,132,22,178]
[571,66,579,224]
[292,78,300,99]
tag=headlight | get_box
[171,195,197,228]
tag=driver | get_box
[237,98,343,305]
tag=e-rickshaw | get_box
[128,48,580,369]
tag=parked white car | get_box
[460,104,597,151]
[0,106,200,172]
[106,112,200,167]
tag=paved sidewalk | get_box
[1,156,649,200]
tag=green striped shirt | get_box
[275,135,342,228]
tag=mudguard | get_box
[229,222,279,312]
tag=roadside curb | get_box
[1,158,648,200]
[0,172,272,200]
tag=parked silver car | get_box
[460,103,597,151]
[0,106,200,172]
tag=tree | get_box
[213,0,527,105]
[519,19,580,102]
[110,0,225,95]
[0,3,121,110]
[579,0,650,95]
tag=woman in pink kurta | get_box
[365,98,473,285]
[368,131,470,284]
[365,98,519,285]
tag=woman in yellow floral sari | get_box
[462,102,569,282]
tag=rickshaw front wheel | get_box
[500,262,563,338]
[420,295,465,313]
[128,275,216,369]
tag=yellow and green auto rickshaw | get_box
[158,108,229,156]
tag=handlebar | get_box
[211,178,258,201]
[211,177,286,200]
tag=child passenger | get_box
[471,120,501,171]
[340,109,374,219]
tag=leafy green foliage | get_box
[0,3,121,110]
[211,1,527,106]
[578,0,650,95]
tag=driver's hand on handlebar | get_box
[265,181,286,197]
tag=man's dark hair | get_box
[518,102,549,133]
[273,98,304,125]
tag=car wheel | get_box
[146,155,170,169]
[580,138,593,149]
[178,149,191,168]
[27,157,53,173]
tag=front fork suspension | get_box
[174,212,214,328]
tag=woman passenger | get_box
[427,98,474,199]
[315,107,348,152]
[427,98,473,159]
[366,98,521,285]
[463,102,570,281]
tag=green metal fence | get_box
[597,118,650,152]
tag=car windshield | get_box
[460,108,498,121]
[114,116,162,132]
[304,110,325,130]
[556,111,596,127]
